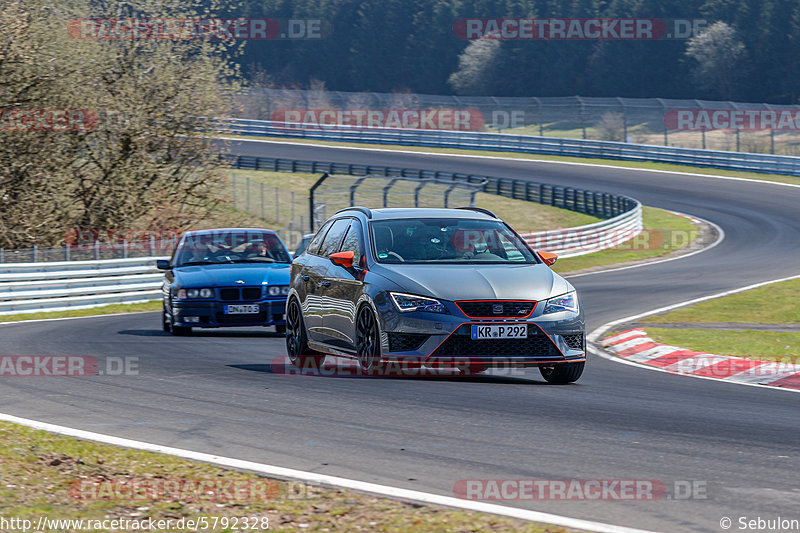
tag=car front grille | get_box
[387,332,430,352]
[455,300,536,319]
[220,288,239,301]
[242,287,262,300]
[220,287,262,301]
[430,324,560,360]
[563,333,584,350]
[216,312,267,324]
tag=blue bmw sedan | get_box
[157,229,292,335]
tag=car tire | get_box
[163,305,192,336]
[355,305,383,374]
[285,298,325,369]
[539,361,584,384]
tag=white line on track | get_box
[0,412,656,533]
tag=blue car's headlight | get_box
[175,288,214,299]
[542,291,578,315]
[268,285,291,296]
[390,292,447,313]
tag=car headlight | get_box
[542,291,578,315]
[268,285,291,296]
[175,288,214,299]
[389,292,447,313]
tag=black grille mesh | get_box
[220,288,239,301]
[563,333,584,350]
[242,287,262,300]
[216,311,266,324]
[456,300,536,318]
[388,332,430,352]
[431,325,560,359]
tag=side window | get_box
[339,220,365,267]
[317,218,351,257]
[307,221,333,256]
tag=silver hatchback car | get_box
[286,207,585,383]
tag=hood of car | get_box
[373,263,572,302]
[173,263,291,287]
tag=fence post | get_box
[149,236,155,257]
[260,182,265,219]
[770,129,775,154]
[65,244,70,261]
[123,239,129,258]
[275,186,280,222]
[31,245,38,262]
[291,191,295,221]
[94,240,100,260]
[232,173,237,209]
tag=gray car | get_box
[286,207,585,383]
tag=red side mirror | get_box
[329,251,354,268]
[537,251,558,266]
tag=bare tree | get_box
[447,37,501,96]
[0,0,243,248]
[685,21,746,100]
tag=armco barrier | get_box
[0,257,165,315]
[217,118,800,176]
[2,155,641,315]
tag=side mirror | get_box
[329,251,354,269]
[537,251,558,266]
[156,259,171,270]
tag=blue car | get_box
[157,228,292,335]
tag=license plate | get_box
[471,324,528,340]
[225,304,260,315]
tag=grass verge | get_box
[0,421,575,532]
[641,279,800,324]
[0,301,162,324]
[642,327,800,362]
[635,279,800,361]
[224,135,800,187]
[554,207,700,274]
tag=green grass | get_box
[553,207,699,274]
[0,301,161,323]
[224,135,800,187]
[0,421,576,532]
[642,279,800,324]
[643,327,800,362]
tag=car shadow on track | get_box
[118,329,285,338]
[228,361,549,385]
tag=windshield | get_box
[175,231,291,267]
[370,218,537,264]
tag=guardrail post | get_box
[94,240,100,260]
[149,236,155,257]
[0,248,4,263]
[64,244,70,261]
[31,245,38,262]
[123,240,129,258]
[413,182,426,208]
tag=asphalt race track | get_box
[2,140,799,532]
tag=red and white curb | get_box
[602,329,800,391]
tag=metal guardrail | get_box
[0,257,165,315]
[2,155,641,315]
[218,118,800,177]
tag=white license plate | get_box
[225,304,260,315]
[471,324,528,340]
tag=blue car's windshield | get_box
[175,231,291,267]
[370,218,538,264]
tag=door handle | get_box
[302,275,310,281]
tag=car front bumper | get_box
[172,299,287,328]
[376,299,585,367]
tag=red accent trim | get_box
[454,300,537,319]
[423,321,570,363]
